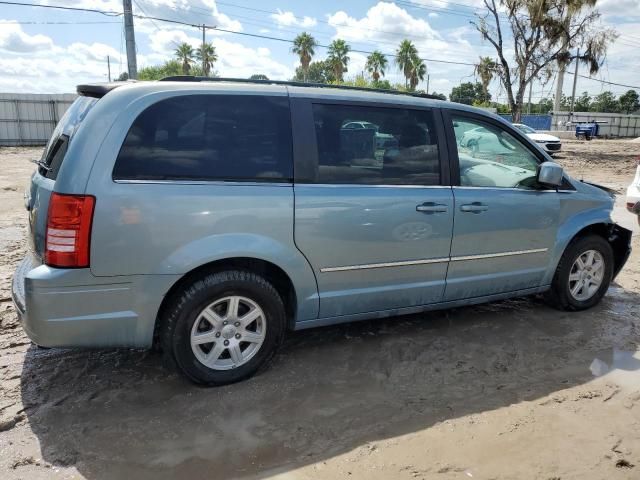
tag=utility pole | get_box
[426,74,430,94]
[202,24,206,75]
[527,75,533,114]
[123,0,137,79]
[107,55,111,82]
[570,49,579,114]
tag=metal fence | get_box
[499,114,552,130]
[550,111,640,138]
[0,93,76,146]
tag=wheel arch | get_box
[153,257,301,349]
[547,221,632,285]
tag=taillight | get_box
[45,193,95,268]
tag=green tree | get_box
[396,39,418,89]
[116,72,129,81]
[537,97,554,114]
[195,42,217,77]
[175,42,195,75]
[292,60,335,83]
[249,74,269,80]
[291,32,317,82]
[430,92,447,101]
[574,91,592,112]
[473,0,617,122]
[365,51,388,82]
[408,56,427,91]
[618,89,640,114]
[450,82,487,105]
[327,39,351,82]
[590,91,619,112]
[138,60,203,80]
[474,56,497,103]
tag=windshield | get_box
[514,124,536,134]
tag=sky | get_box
[0,0,639,103]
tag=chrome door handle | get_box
[416,202,448,214]
[460,202,489,213]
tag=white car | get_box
[513,123,562,155]
[627,159,640,225]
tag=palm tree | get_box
[327,39,350,82]
[196,42,217,77]
[175,43,195,75]
[365,51,388,82]
[409,55,427,91]
[474,56,497,103]
[396,39,418,88]
[292,32,317,82]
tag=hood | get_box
[527,133,560,142]
[581,180,619,198]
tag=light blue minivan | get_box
[12,78,632,385]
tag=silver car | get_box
[12,78,632,385]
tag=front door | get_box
[443,112,562,300]
[292,99,454,318]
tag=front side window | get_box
[310,103,441,186]
[452,116,539,189]
[113,95,292,182]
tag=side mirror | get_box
[537,161,564,188]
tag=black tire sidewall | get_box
[554,235,614,311]
[167,271,286,386]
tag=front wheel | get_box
[545,235,614,311]
[161,270,286,386]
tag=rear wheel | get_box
[161,270,286,385]
[545,235,614,311]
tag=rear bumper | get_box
[12,253,179,348]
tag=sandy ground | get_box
[0,140,639,480]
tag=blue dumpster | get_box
[575,122,600,140]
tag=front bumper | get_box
[541,142,562,153]
[12,253,178,348]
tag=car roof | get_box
[79,77,512,128]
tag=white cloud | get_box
[146,29,293,79]
[0,21,54,52]
[328,2,441,44]
[428,12,439,18]
[270,9,317,28]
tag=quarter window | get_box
[113,95,292,182]
[452,116,539,189]
[310,104,441,186]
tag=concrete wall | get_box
[551,111,640,138]
[0,93,76,146]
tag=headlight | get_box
[535,140,547,144]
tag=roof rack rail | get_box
[158,75,444,101]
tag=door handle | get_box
[460,202,489,213]
[416,202,448,214]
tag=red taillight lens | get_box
[45,193,95,268]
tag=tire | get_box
[544,234,614,311]
[161,270,286,386]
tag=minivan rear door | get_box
[291,96,454,319]
[25,95,97,259]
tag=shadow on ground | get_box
[20,287,640,479]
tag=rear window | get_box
[40,95,97,179]
[113,95,293,182]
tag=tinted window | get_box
[40,96,97,179]
[310,104,440,185]
[113,95,292,181]
[453,116,539,189]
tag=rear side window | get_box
[40,96,97,180]
[309,103,440,186]
[113,95,292,182]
